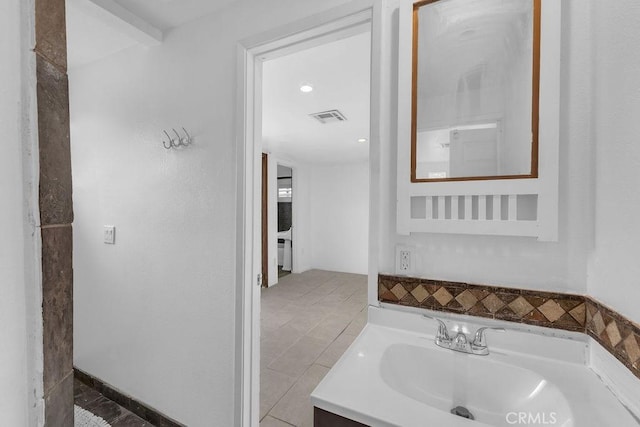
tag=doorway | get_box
[262,160,295,287]
[260,144,370,427]
[276,164,293,279]
[237,6,376,426]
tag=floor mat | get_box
[75,405,111,427]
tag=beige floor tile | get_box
[335,300,367,319]
[306,313,353,343]
[343,309,367,336]
[344,292,368,306]
[315,333,358,368]
[260,368,297,419]
[267,335,330,376]
[261,310,295,333]
[331,286,358,299]
[269,364,330,427]
[266,289,309,302]
[260,415,294,427]
[313,293,351,313]
[304,269,338,279]
[283,309,326,335]
[261,270,368,426]
[319,292,351,305]
[292,290,329,306]
[315,280,341,295]
[261,324,304,366]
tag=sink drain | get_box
[451,406,475,420]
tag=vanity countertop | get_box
[311,306,639,427]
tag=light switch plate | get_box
[104,226,115,244]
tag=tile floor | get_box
[260,269,368,427]
[74,379,152,426]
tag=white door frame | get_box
[235,1,384,425]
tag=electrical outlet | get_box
[399,250,411,272]
[104,226,116,244]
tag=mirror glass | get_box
[412,0,539,182]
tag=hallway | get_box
[260,270,368,426]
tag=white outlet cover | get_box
[396,246,413,274]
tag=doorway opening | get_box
[236,5,377,426]
[276,164,293,279]
[259,28,371,423]
[262,160,295,287]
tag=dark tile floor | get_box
[74,379,154,426]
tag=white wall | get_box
[0,0,40,425]
[380,0,594,295]
[69,1,350,425]
[292,163,313,273]
[0,2,29,422]
[65,1,640,424]
[588,0,640,325]
[309,162,369,274]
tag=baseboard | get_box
[74,368,185,427]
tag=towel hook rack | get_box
[162,127,193,149]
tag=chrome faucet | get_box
[424,315,505,356]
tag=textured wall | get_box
[0,1,31,424]
[588,0,640,325]
[309,162,369,275]
[69,1,350,425]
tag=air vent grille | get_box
[309,109,347,124]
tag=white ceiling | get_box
[66,0,236,69]
[66,0,139,69]
[262,31,371,165]
[113,0,236,31]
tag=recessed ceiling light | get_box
[357,138,368,143]
[299,84,313,93]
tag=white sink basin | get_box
[311,307,640,427]
[380,343,573,426]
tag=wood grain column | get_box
[34,0,74,425]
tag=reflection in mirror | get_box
[412,0,540,182]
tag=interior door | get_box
[449,127,498,177]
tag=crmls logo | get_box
[506,412,557,425]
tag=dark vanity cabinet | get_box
[314,407,369,427]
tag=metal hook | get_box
[163,130,174,149]
[172,128,182,146]
[182,127,191,142]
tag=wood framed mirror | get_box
[411,0,541,182]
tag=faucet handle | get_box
[423,315,451,341]
[471,326,506,347]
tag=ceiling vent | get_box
[309,109,347,124]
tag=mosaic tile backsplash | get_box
[379,274,640,380]
[586,298,640,380]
